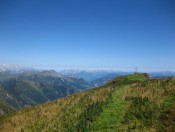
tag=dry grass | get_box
[0,85,114,132]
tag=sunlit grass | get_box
[0,74,175,131]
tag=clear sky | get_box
[0,0,175,70]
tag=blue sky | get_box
[0,0,175,70]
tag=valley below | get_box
[0,70,94,115]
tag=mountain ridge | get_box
[0,70,95,115]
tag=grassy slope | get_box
[90,74,175,131]
[123,78,175,131]
[0,83,114,131]
[90,85,130,131]
[89,73,149,131]
[0,73,175,132]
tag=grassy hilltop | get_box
[0,73,175,131]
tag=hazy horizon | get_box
[1,63,175,73]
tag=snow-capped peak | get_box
[0,64,35,73]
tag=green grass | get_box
[126,73,148,81]
[162,96,175,109]
[89,85,130,131]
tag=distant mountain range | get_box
[60,69,122,81]
[1,64,175,81]
[149,71,175,78]
[60,69,130,86]
[0,70,94,115]
[60,69,175,86]
[0,64,35,73]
